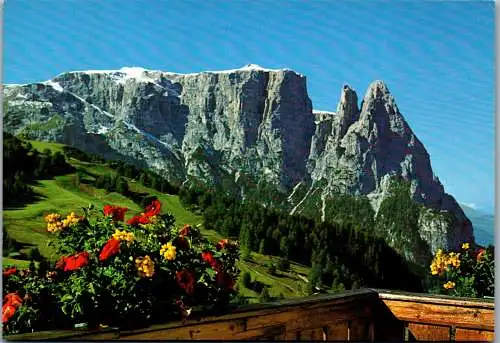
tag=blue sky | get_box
[3,0,495,213]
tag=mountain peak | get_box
[363,80,393,102]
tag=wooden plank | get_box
[232,324,286,340]
[4,328,119,341]
[377,290,494,309]
[326,320,349,341]
[120,319,247,340]
[296,328,324,341]
[6,289,495,341]
[455,328,494,342]
[118,289,378,339]
[407,323,450,341]
[245,297,374,331]
[372,300,405,341]
[381,299,495,330]
[349,318,373,342]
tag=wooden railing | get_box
[5,289,494,341]
[377,290,495,341]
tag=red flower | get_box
[216,239,229,250]
[139,216,150,224]
[2,293,23,323]
[3,267,17,278]
[103,205,128,222]
[57,252,89,271]
[216,272,234,290]
[4,293,22,308]
[144,199,161,217]
[55,256,67,270]
[477,248,486,262]
[176,270,195,295]
[127,215,150,226]
[99,238,121,261]
[201,251,219,270]
[179,224,191,237]
[2,304,17,323]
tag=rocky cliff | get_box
[305,82,473,259]
[2,64,474,261]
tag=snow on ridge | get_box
[63,66,161,85]
[313,109,336,115]
[43,80,64,92]
[46,64,302,82]
[4,83,27,87]
[177,64,297,76]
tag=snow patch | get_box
[320,192,326,222]
[43,80,64,92]
[15,93,28,100]
[290,185,314,215]
[67,66,161,85]
[313,109,336,115]
[4,83,27,87]
[287,182,303,202]
[97,125,110,134]
[187,64,294,75]
[61,64,303,84]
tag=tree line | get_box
[179,179,428,293]
[4,132,73,207]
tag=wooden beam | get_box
[377,291,495,331]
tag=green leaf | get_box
[206,268,216,279]
[61,294,74,302]
[88,283,95,295]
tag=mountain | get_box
[459,204,494,247]
[2,64,473,265]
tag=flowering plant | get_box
[2,200,239,335]
[429,243,494,298]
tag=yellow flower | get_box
[45,213,65,233]
[443,281,455,289]
[135,255,154,278]
[430,249,462,276]
[61,212,81,228]
[45,212,82,232]
[462,243,470,250]
[112,229,135,245]
[45,213,61,223]
[160,242,176,261]
[447,252,461,268]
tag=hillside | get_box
[459,204,495,246]
[2,139,311,304]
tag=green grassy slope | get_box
[3,141,202,261]
[3,140,310,302]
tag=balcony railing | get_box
[5,288,495,341]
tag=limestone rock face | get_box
[3,65,315,188]
[3,67,473,258]
[307,81,473,254]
